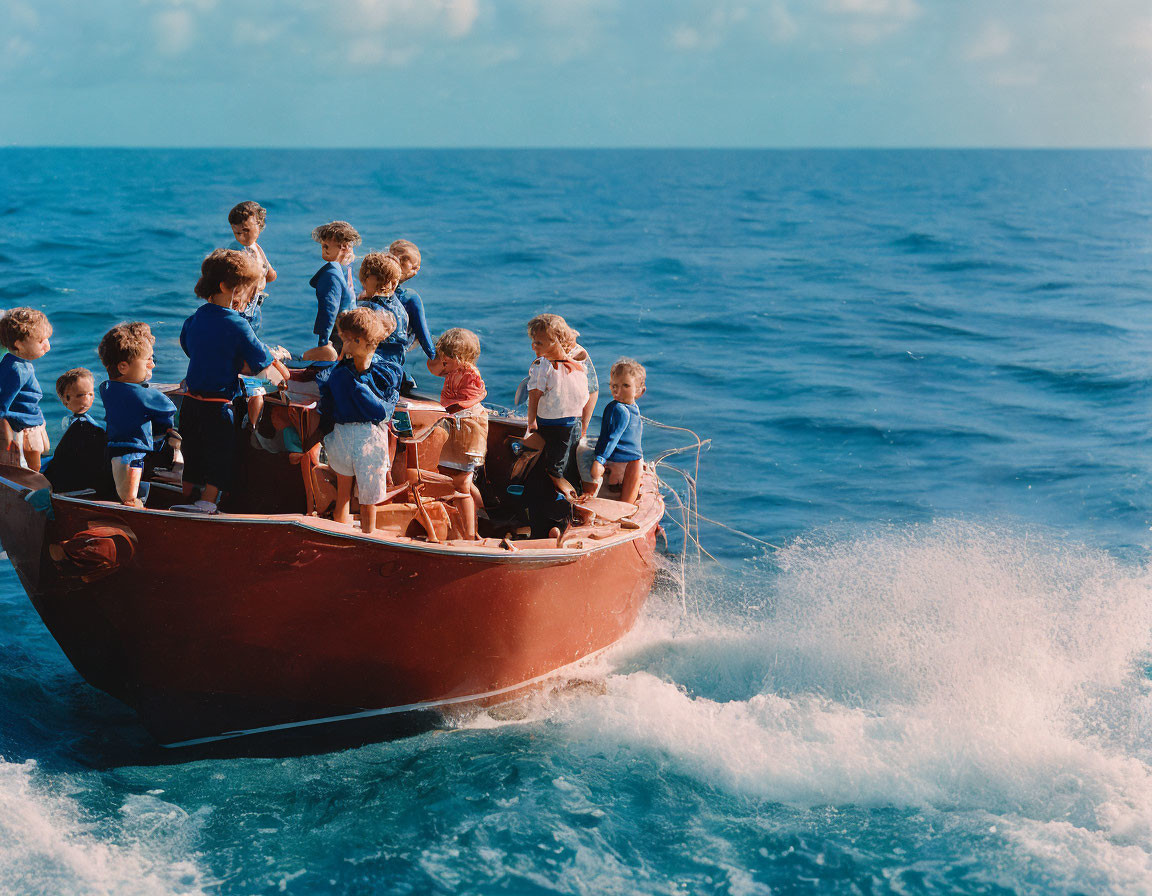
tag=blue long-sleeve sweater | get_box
[319,357,402,428]
[99,380,177,457]
[312,261,357,344]
[359,294,410,368]
[593,400,643,465]
[395,285,435,359]
[180,303,276,400]
[0,353,44,430]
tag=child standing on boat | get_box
[0,308,52,471]
[356,252,410,371]
[228,201,277,335]
[427,328,488,540]
[305,221,361,362]
[389,239,436,393]
[44,367,111,496]
[97,323,180,507]
[585,358,645,506]
[319,307,403,535]
[176,249,289,514]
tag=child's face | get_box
[530,331,563,359]
[118,351,154,384]
[397,254,420,282]
[231,216,261,247]
[321,240,352,263]
[609,372,644,405]
[12,329,51,361]
[63,379,95,415]
[340,333,378,367]
[359,273,396,297]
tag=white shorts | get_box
[324,421,391,505]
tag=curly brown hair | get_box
[358,252,402,292]
[336,306,394,347]
[312,221,362,245]
[228,200,267,227]
[610,357,646,386]
[55,367,95,400]
[0,307,51,351]
[98,322,155,377]
[435,328,481,365]
[194,249,262,300]
[526,313,576,348]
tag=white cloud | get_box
[964,20,1013,62]
[334,0,478,39]
[152,9,195,55]
[825,0,920,43]
[670,26,702,51]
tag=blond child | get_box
[389,240,437,388]
[356,252,410,371]
[522,314,588,503]
[319,307,403,535]
[228,200,277,334]
[427,328,488,540]
[304,221,361,362]
[97,323,179,507]
[0,308,52,471]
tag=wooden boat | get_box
[0,373,664,748]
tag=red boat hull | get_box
[0,464,661,747]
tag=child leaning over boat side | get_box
[583,357,645,506]
[389,239,436,393]
[175,249,289,514]
[97,323,180,508]
[319,307,403,535]
[356,252,410,371]
[427,328,488,540]
[303,221,361,363]
[0,307,52,471]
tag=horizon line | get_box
[1,144,1150,152]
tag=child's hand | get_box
[267,359,290,386]
[268,345,293,362]
[426,354,447,377]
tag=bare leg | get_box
[448,470,477,539]
[24,449,42,473]
[112,462,144,507]
[333,473,354,525]
[620,460,643,506]
[360,501,377,534]
[247,394,264,431]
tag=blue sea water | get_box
[1,148,1152,894]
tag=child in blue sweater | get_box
[319,307,403,535]
[389,239,436,392]
[304,221,361,363]
[587,358,645,506]
[176,249,289,513]
[97,323,180,507]
[356,252,410,370]
[0,307,52,471]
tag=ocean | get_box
[1,148,1151,894]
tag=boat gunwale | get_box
[0,470,663,564]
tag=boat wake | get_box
[469,520,1152,890]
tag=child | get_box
[427,328,487,540]
[319,307,403,535]
[176,249,289,513]
[305,221,361,362]
[389,239,436,389]
[587,358,645,506]
[44,367,112,495]
[519,314,588,537]
[228,200,277,335]
[0,307,52,471]
[97,324,180,507]
[356,252,410,370]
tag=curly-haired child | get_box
[0,307,52,471]
[427,327,487,540]
[304,221,361,362]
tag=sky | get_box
[1,0,1150,147]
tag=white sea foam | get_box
[0,759,208,896]
[516,521,1152,885]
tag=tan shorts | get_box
[16,424,50,463]
[438,409,488,473]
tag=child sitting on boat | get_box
[304,221,361,363]
[43,367,112,496]
[319,307,403,535]
[583,357,645,506]
[427,328,488,540]
[356,252,410,371]
[0,308,52,471]
[97,323,180,508]
[176,249,289,514]
[389,239,436,393]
